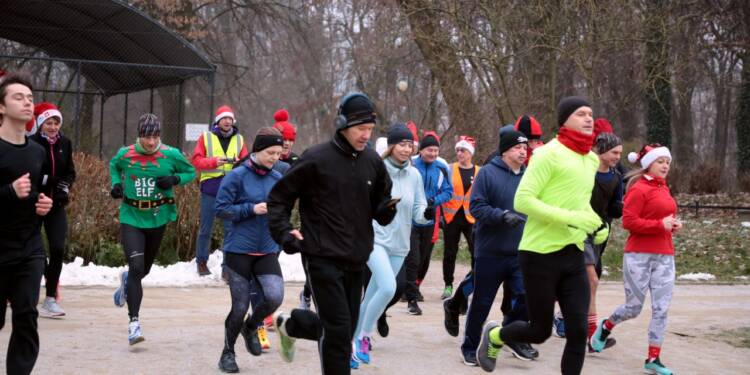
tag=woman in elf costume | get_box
[109,113,195,345]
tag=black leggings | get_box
[223,252,284,353]
[442,210,474,285]
[42,206,68,298]
[121,224,166,319]
[500,245,590,375]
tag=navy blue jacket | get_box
[216,156,282,255]
[469,157,526,257]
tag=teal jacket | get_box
[373,157,429,257]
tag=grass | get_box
[432,193,750,282]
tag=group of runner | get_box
[1,71,680,375]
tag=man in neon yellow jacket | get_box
[477,97,608,374]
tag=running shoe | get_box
[354,336,371,364]
[441,284,453,300]
[476,321,502,372]
[590,319,612,352]
[240,324,262,356]
[273,311,296,363]
[588,337,616,353]
[505,341,535,361]
[377,314,389,337]
[113,270,128,308]
[462,351,478,366]
[407,299,422,315]
[40,296,65,318]
[552,312,566,338]
[257,325,271,351]
[644,357,673,375]
[350,356,360,369]
[128,318,144,345]
[299,290,312,310]
[443,298,459,337]
[218,349,239,373]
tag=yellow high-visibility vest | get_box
[199,131,244,182]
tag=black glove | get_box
[54,181,71,206]
[281,232,303,254]
[423,205,436,220]
[374,199,398,226]
[427,198,435,207]
[156,175,180,190]
[501,210,525,228]
[110,183,123,199]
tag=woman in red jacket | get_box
[590,144,681,375]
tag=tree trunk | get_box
[736,4,750,178]
[397,0,486,154]
[644,0,672,147]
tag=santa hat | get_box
[593,118,614,140]
[273,109,297,141]
[514,115,543,140]
[455,135,476,155]
[214,105,235,124]
[26,102,63,135]
[628,144,672,170]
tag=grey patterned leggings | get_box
[609,253,675,346]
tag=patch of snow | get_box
[735,276,749,281]
[677,272,716,281]
[58,250,305,287]
[702,220,713,225]
[741,221,750,228]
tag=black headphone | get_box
[335,92,370,129]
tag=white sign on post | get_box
[185,123,209,142]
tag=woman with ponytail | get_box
[591,143,681,375]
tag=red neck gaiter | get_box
[557,127,594,155]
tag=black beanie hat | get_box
[387,123,414,145]
[419,133,440,150]
[556,96,591,127]
[339,95,376,129]
[252,133,284,152]
[499,130,528,155]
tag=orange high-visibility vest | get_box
[442,163,479,224]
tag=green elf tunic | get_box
[109,142,196,229]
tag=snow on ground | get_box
[741,221,750,228]
[678,272,716,281]
[58,251,305,287]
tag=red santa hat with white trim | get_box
[214,105,235,124]
[628,143,672,169]
[26,102,63,135]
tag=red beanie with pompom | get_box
[273,109,297,141]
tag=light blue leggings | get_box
[355,244,405,339]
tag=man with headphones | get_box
[268,92,397,374]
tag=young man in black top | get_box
[0,74,54,375]
[268,92,396,375]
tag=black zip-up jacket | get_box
[31,133,76,208]
[268,132,394,268]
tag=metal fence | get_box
[1,54,215,159]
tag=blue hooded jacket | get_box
[411,156,453,227]
[470,156,526,257]
[216,155,282,255]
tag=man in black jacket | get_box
[0,74,54,375]
[267,92,396,374]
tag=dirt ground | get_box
[2,261,749,374]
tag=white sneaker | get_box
[128,319,145,345]
[40,297,65,318]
